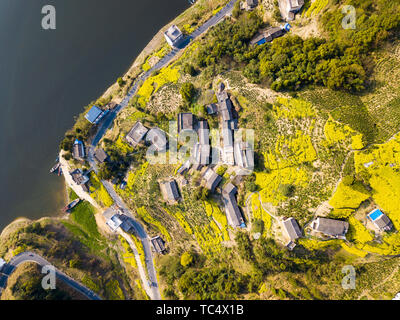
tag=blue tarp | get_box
[283,23,292,32]
[256,38,266,45]
[368,209,383,221]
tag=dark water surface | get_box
[0,0,189,231]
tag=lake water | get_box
[0,0,189,231]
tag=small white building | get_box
[0,258,6,272]
[106,214,123,232]
[164,25,184,48]
[278,0,304,21]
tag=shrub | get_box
[180,82,196,104]
[180,251,194,267]
[117,77,125,87]
[251,219,264,235]
[183,64,197,76]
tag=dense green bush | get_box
[194,0,400,92]
[180,82,196,104]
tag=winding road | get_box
[0,252,101,300]
[82,0,238,300]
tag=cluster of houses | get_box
[281,208,394,251]
[123,82,252,232]
[68,105,115,192]
[175,83,255,230]
[69,145,110,193]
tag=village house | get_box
[70,168,89,186]
[240,0,258,11]
[85,105,108,124]
[222,128,235,165]
[217,91,234,122]
[105,102,118,110]
[126,121,149,147]
[119,216,135,233]
[160,179,181,203]
[278,0,304,21]
[311,217,349,240]
[198,121,209,145]
[72,139,85,161]
[70,169,90,192]
[367,209,393,232]
[146,127,168,152]
[206,103,218,115]
[192,163,203,172]
[151,236,167,254]
[250,26,288,46]
[193,143,211,166]
[178,113,197,133]
[192,120,211,165]
[177,160,191,175]
[202,168,222,192]
[234,141,254,174]
[94,148,109,164]
[217,86,238,166]
[103,208,123,232]
[103,208,133,233]
[282,217,302,250]
[164,25,184,48]
[222,183,246,228]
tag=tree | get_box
[183,64,197,76]
[98,163,113,180]
[180,82,196,104]
[251,219,264,235]
[117,77,125,87]
[180,252,194,267]
[342,175,355,186]
[278,184,295,197]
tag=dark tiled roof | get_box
[222,183,245,228]
[162,180,180,201]
[73,143,85,160]
[151,236,166,253]
[203,168,222,192]
[374,214,393,231]
[206,104,218,114]
[94,149,108,163]
[178,113,196,132]
[313,218,349,238]
[283,218,302,240]
[70,169,88,185]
